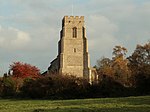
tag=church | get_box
[47,16,97,83]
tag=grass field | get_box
[0,96,150,112]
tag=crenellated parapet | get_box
[62,16,84,26]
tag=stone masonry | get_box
[48,16,97,82]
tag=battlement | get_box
[63,16,84,23]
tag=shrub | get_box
[45,75,90,99]
[90,76,128,98]
[1,77,16,98]
[20,77,53,98]
[19,75,90,99]
[134,73,150,95]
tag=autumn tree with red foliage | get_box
[10,62,40,78]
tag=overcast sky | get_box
[0,0,150,75]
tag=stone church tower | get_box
[48,16,92,80]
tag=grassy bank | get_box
[0,96,150,112]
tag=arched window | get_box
[73,27,77,38]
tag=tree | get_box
[113,46,127,59]
[96,57,114,78]
[128,41,150,75]
[10,62,40,79]
[112,46,130,85]
[96,46,131,85]
[97,46,130,85]
[128,41,150,94]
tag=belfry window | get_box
[73,27,77,38]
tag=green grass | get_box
[0,96,150,112]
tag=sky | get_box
[0,0,150,75]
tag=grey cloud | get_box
[86,15,119,62]
[0,26,31,50]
